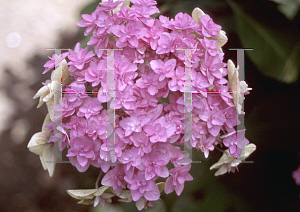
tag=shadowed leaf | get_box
[229,1,300,83]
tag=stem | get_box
[215,146,229,157]
[95,170,103,189]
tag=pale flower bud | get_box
[67,186,117,207]
[227,59,252,115]
[27,132,50,155]
[51,59,72,87]
[227,59,241,112]
[216,30,228,49]
[227,59,236,83]
[27,114,56,177]
[33,59,71,111]
[210,143,256,176]
[33,83,51,108]
[192,7,206,24]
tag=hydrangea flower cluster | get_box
[28,0,256,210]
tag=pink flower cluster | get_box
[292,166,300,186]
[40,0,252,209]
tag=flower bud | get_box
[227,59,236,83]
[27,114,55,177]
[50,59,71,87]
[192,7,205,24]
[216,30,228,49]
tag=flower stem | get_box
[215,146,229,157]
[95,170,103,189]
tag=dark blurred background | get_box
[0,0,300,211]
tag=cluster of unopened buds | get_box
[28,0,256,210]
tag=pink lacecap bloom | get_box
[38,0,253,208]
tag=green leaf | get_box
[79,0,99,49]
[79,33,93,49]
[229,1,300,83]
[270,0,300,20]
[80,0,99,15]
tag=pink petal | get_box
[131,189,143,201]
[144,185,160,201]
[148,85,157,95]
[177,176,185,184]
[185,173,193,181]
[129,36,139,47]
[150,60,163,71]
[69,156,89,172]
[164,176,174,194]
[77,155,88,167]
[145,170,156,180]
[174,183,184,196]
[158,166,169,178]
[101,172,113,186]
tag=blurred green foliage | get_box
[229,1,300,84]
[270,0,300,20]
